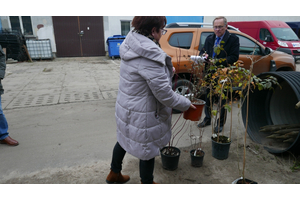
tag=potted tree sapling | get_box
[189,119,205,167]
[160,113,190,170]
[232,50,280,184]
[161,49,207,170]
[200,41,278,161]
[181,54,207,121]
[199,44,236,160]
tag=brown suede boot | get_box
[106,170,130,184]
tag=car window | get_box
[234,34,261,55]
[199,32,261,55]
[169,32,193,49]
[199,32,212,51]
[259,28,273,41]
[271,27,299,41]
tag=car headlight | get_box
[278,40,288,47]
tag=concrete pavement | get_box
[0,57,123,180]
[0,56,299,182]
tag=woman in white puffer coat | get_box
[106,16,196,184]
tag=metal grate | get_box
[26,39,53,59]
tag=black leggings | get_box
[110,142,155,184]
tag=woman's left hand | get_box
[172,67,176,77]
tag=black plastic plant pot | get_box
[211,136,231,160]
[190,149,205,167]
[160,146,181,171]
[241,71,300,154]
[232,177,258,184]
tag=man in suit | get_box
[198,16,239,133]
[0,45,19,146]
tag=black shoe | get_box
[198,119,211,128]
[214,126,223,133]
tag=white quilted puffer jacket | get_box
[115,31,191,160]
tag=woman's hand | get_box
[190,104,197,110]
[172,67,176,77]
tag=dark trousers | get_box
[203,87,227,126]
[110,142,155,184]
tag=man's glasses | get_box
[213,26,225,30]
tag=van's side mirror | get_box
[264,47,272,55]
[264,35,273,42]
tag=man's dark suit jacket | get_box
[200,30,239,68]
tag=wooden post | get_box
[23,45,32,62]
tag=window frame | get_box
[120,20,131,36]
[198,31,212,51]
[259,28,273,42]
[235,33,262,55]
[168,32,193,49]
[8,16,34,36]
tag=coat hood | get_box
[119,31,167,66]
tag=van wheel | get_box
[172,79,194,114]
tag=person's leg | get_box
[214,96,227,133]
[139,158,155,184]
[106,142,130,184]
[0,96,9,140]
[110,142,126,173]
[203,87,211,120]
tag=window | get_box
[169,32,193,49]
[9,16,21,32]
[235,34,261,55]
[199,32,261,55]
[9,16,33,35]
[199,32,212,51]
[259,28,273,42]
[121,21,131,36]
[21,16,33,35]
[271,27,299,41]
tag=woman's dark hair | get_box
[131,16,167,34]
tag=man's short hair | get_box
[213,16,228,26]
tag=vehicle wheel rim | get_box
[175,85,192,98]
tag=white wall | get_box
[32,16,56,52]
[103,16,133,51]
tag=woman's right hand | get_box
[190,104,197,110]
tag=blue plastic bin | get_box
[106,35,126,59]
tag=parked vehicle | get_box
[159,24,296,97]
[286,22,300,39]
[228,21,300,62]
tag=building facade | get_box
[1,16,299,58]
[0,16,134,58]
